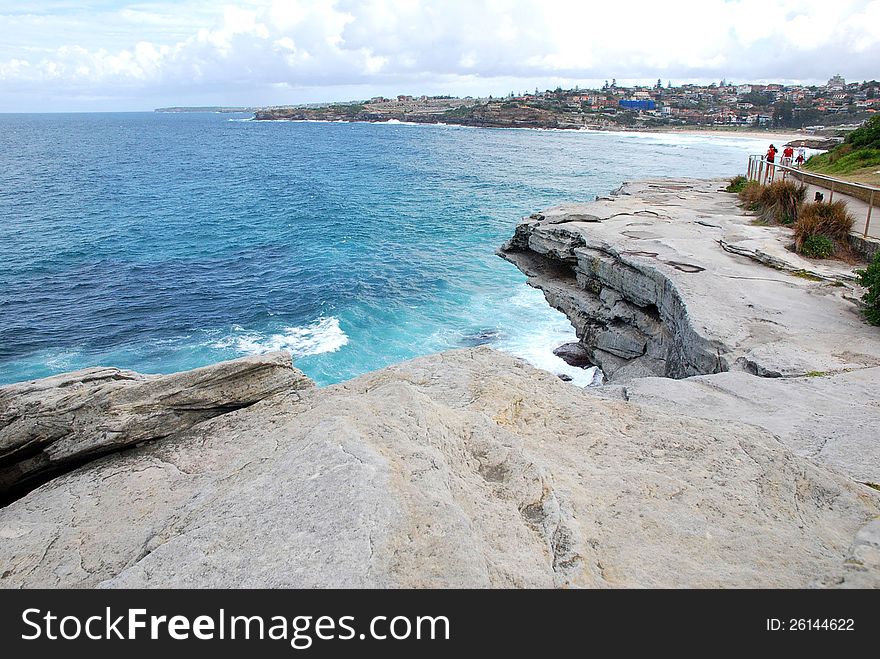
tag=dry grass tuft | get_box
[793,200,855,258]
[739,180,806,225]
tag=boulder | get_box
[552,342,592,368]
[0,352,311,501]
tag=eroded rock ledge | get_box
[0,352,312,503]
[499,178,880,382]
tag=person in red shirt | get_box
[765,144,777,182]
[781,145,794,167]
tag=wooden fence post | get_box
[866,190,875,239]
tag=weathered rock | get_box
[0,352,312,501]
[499,178,880,382]
[600,367,880,484]
[552,342,592,368]
[834,521,880,588]
[1,348,876,588]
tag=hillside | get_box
[805,115,880,186]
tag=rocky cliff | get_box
[499,178,880,485]
[499,179,880,381]
[0,352,310,504]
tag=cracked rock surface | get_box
[1,347,877,588]
[500,178,880,486]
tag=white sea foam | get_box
[376,119,423,126]
[212,316,349,357]
[497,287,603,387]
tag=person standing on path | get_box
[765,144,777,183]
[781,145,794,167]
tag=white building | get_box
[827,74,846,91]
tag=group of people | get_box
[763,143,806,183]
[766,143,806,168]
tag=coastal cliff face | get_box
[254,102,586,130]
[500,179,880,485]
[1,348,877,588]
[499,179,880,382]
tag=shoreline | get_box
[251,115,811,143]
[645,126,811,141]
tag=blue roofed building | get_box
[619,99,656,111]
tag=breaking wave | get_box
[212,317,349,357]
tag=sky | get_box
[1,0,879,111]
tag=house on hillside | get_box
[827,74,846,91]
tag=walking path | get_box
[750,156,879,241]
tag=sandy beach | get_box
[653,127,812,142]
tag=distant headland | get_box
[157,75,878,135]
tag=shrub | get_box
[738,180,763,210]
[725,175,748,193]
[800,235,835,259]
[747,180,807,225]
[793,200,855,256]
[845,114,880,151]
[856,252,880,325]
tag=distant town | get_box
[157,75,879,134]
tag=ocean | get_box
[0,112,771,387]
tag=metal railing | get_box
[746,154,877,239]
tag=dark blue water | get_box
[0,113,764,385]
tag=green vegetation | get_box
[855,251,880,325]
[725,175,748,193]
[800,235,835,259]
[327,103,366,115]
[793,201,854,258]
[792,270,823,281]
[805,115,880,182]
[805,370,827,377]
[740,91,773,107]
[442,104,478,118]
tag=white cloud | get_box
[0,0,878,110]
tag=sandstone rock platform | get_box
[0,352,310,502]
[3,178,879,590]
[1,348,877,588]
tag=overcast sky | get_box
[1,0,879,111]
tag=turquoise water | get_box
[0,113,767,386]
